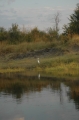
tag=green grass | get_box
[35,53,79,78]
[0,53,79,80]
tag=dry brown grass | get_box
[0,41,54,55]
[71,34,79,45]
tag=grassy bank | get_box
[0,52,79,79]
[0,33,79,79]
[36,53,79,79]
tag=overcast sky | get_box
[0,0,79,32]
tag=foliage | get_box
[0,27,8,43]
[69,3,79,34]
[47,27,59,41]
[63,3,79,35]
[8,24,21,44]
[0,23,61,44]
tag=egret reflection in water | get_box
[38,73,40,79]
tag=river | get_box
[0,73,79,120]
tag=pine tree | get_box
[63,3,79,35]
[69,3,79,34]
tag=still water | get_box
[0,73,79,120]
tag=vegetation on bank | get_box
[37,54,79,79]
[0,4,79,78]
[0,53,79,80]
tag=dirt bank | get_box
[9,47,70,60]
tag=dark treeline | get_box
[0,24,60,44]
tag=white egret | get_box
[37,58,40,64]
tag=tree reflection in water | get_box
[65,81,79,110]
[0,73,79,110]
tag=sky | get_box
[0,0,79,32]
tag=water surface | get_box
[0,73,79,120]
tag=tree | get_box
[0,27,7,43]
[63,3,79,35]
[9,23,20,44]
[52,12,61,39]
[53,12,60,33]
[47,27,58,41]
[0,27,5,32]
[69,3,79,34]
